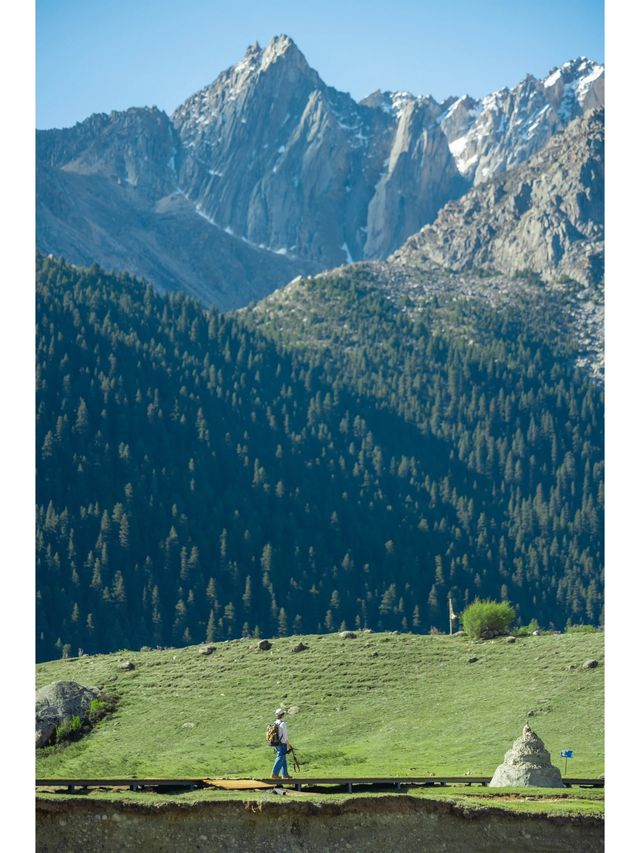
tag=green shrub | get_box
[512,618,540,636]
[55,715,82,743]
[462,599,516,639]
[88,694,117,724]
[88,699,106,723]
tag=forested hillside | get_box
[36,256,603,661]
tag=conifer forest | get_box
[36,256,603,661]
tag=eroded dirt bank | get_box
[36,795,604,853]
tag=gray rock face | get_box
[37,107,179,197]
[363,97,465,258]
[36,107,316,310]
[490,724,564,787]
[36,680,101,747]
[440,57,604,186]
[396,109,604,287]
[172,36,464,267]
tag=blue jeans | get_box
[272,743,289,777]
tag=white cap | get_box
[275,708,286,716]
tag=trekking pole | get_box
[288,747,301,773]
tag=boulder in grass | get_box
[118,661,135,671]
[582,659,598,669]
[258,640,272,651]
[36,681,102,747]
[339,631,357,639]
[292,642,308,653]
[489,724,564,788]
[198,644,216,655]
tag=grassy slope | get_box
[36,631,603,781]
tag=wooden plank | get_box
[203,779,274,790]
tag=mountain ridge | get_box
[439,57,603,184]
[36,35,604,309]
[395,109,604,289]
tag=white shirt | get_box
[276,719,288,742]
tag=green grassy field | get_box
[36,630,603,783]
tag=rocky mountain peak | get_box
[440,57,604,184]
[543,57,604,113]
[437,94,481,140]
[230,35,311,80]
[172,35,321,148]
[171,37,464,267]
[261,34,302,63]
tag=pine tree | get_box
[206,609,216,643]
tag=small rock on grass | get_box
[582,659,598,669]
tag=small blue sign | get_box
[560,749,574,758]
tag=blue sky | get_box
[36,0,604,129]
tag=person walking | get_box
[271,707,293,779]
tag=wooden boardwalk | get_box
[36,775,604,793]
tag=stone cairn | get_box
[489,724,564,787]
